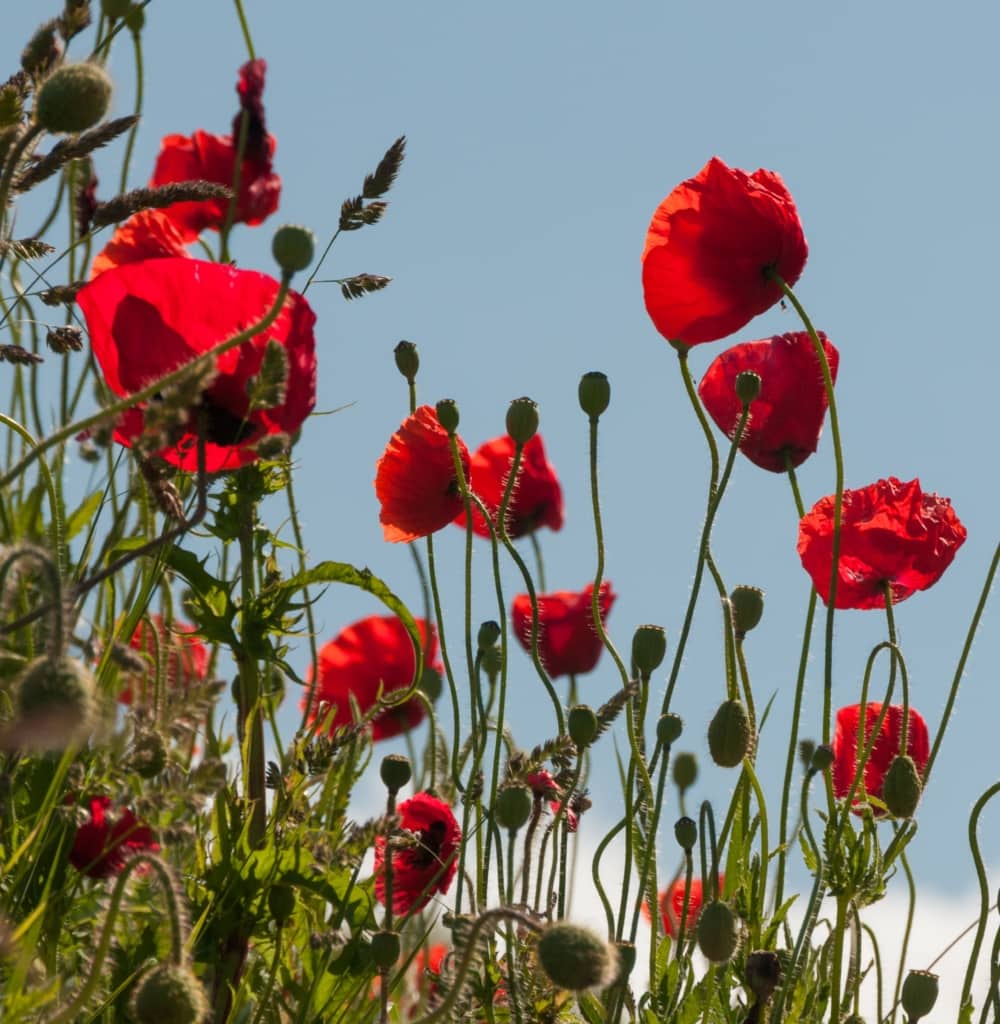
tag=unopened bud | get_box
[900,969,939,1021]
[696,901,739,964]
[493,784,532,832]
[506,397,539,445]
[707,699,753,768]
[35,63,112,134]
[271,224,315,275]
[477,620,501,651]
[536,922,617,991]
[380,754,412,793]
[568,705,599,750]
[435,399,460,434]
[672,752,698,792]
[735,371,761,405]
[729,586,764,637]
[13,656,95,750]
[810,743,834,774]
[130,962,208,1024]
[631,624,666,675]
[656,713,683,747]
[882,754,922,818]
[578,371,610,418]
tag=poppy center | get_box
[412,819,447,868]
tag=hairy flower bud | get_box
[882,754,922,818]
[811,743,834,773]
[708,699,753,768]
[656,713,683,747]
[729,586,764,636]
[493,784,532,832]
[696,901,739,964]
[13,656,95,750]
[35,63,112,134]
[130,962,209,1024]
[536,922,617,991]
[568,704,599,749]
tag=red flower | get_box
[456,434,563,538]
[150,59,280,240]
[642,157,808,346]
[376,406,471,543]
[90,209,189,279]
[118,615,209,705]
[647,875,723,937]
[697,331,839,472]
[511,582,616,679]
[374,792,461,915]
[69,795,159,878]
[832,704,930,810]
[77,257,317,472]
[526,770,562,798]
[797,478,967,609]
[303,616,441,741]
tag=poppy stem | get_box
[232,0,257,59]
[888,843,917,1024]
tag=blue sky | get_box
[5,0,999,932]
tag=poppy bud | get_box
[568,704,599,749]
[393,340,419,382]
[674,816,697,851]
[370,929,401,969]
[506,397,539,445]
[101,0,132,18]
[268,883,296,924]
[810,743,834,773]
[672,752,698,792]
[900,969,939,1021]
[130,731,167,779]
[124,5,145,32]
[696,901,739,964]
[419,666,442,702]
[477,620,501,651]
[578,371,610,419]
[656,713,683,747]
[614,940,636,980]
[435,399,460,434]
[493,784,532,832]
[380,754,412,793]
[35,63,113,134]
[734,370,761,405]
[536,922,617,991]
[729,586,764,636]
[130,962,209,1024]
[745,949,781,1001]
[271,224,315,275]
[707,699,753,768]
[632,624,667,675]
[14,655,95,750]
[882,754,922,818]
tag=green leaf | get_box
[576,992,606,1024]
[64,489,103,541]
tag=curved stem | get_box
[889,846,917,1024]
[959,780,1000,1011]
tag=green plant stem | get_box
[829,893,850,1024]
[118,29,144,192]
[959,780,1000,1011]
[233,0,257,58]
[889,847,917,1024]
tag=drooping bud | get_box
[271,224,315,275]
[578,371,610,419]
[130,962,209,1024]
[656,713,683,747]
[707,699,753,768]
[35,63,112,134]
[674,816,697,851]
[268,884,296,924]
[493,784,532,832]
[672,752,698,792]
[810,743,835,774]
[477,620,501,651]
[536,922,617,991]
[506,397,539,445]
[696,901,739,964]
[729,586,764,637]
[882,754,922,818]
[734,370,761,405]
[380,754,412,793]
[393,340,419,382]
[13,656,95,750]
[631,624,667,675]
[435,399,460,434]
[370,930,401,969]
[900,969,939,1021]
[568,705,599,750]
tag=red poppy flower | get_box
[76,257,317,472]
[526,770,561,798]
[511,582,616,679]
[697,331,839,472]
[455,434,563,539]
[642,157,808,346]
[90,209,189,279]
[118,614,209,705]
[797,477,967,609]
[374,792,461,915]
[69,795,159,878]
[150,59,280,240]
[303,616,441,741]
[832,704,930,810]
[376,405,471,543]
[645,875,723,937]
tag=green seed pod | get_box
[632,624,667,675]
[130,962,209,1024]
[271,224,315,275]
[393,340,419,382]
[568,704,599,750]
[735,370,762,405]
[900,969,939,1021]
[370,930,401,969]
[506,397,539,445]
[696,901,739,964]
[268,884,296,924]
[380,754,412,793]
[435,399,460,434]
[493,784,532,832]
[745,949,781,1001]
[536,922,617,991]
[672,752,698,792]
[707,699,752,768]
[729,586,765,636]
[674,816,697,851]
[882,754,922,818]
[656,713,683,747]
[477,620,501,651]
[35,63,112,134]
[14,655,95,750]
[578,371,610,418]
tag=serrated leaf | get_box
[799,828,818,873]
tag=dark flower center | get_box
[411,819,447,869]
